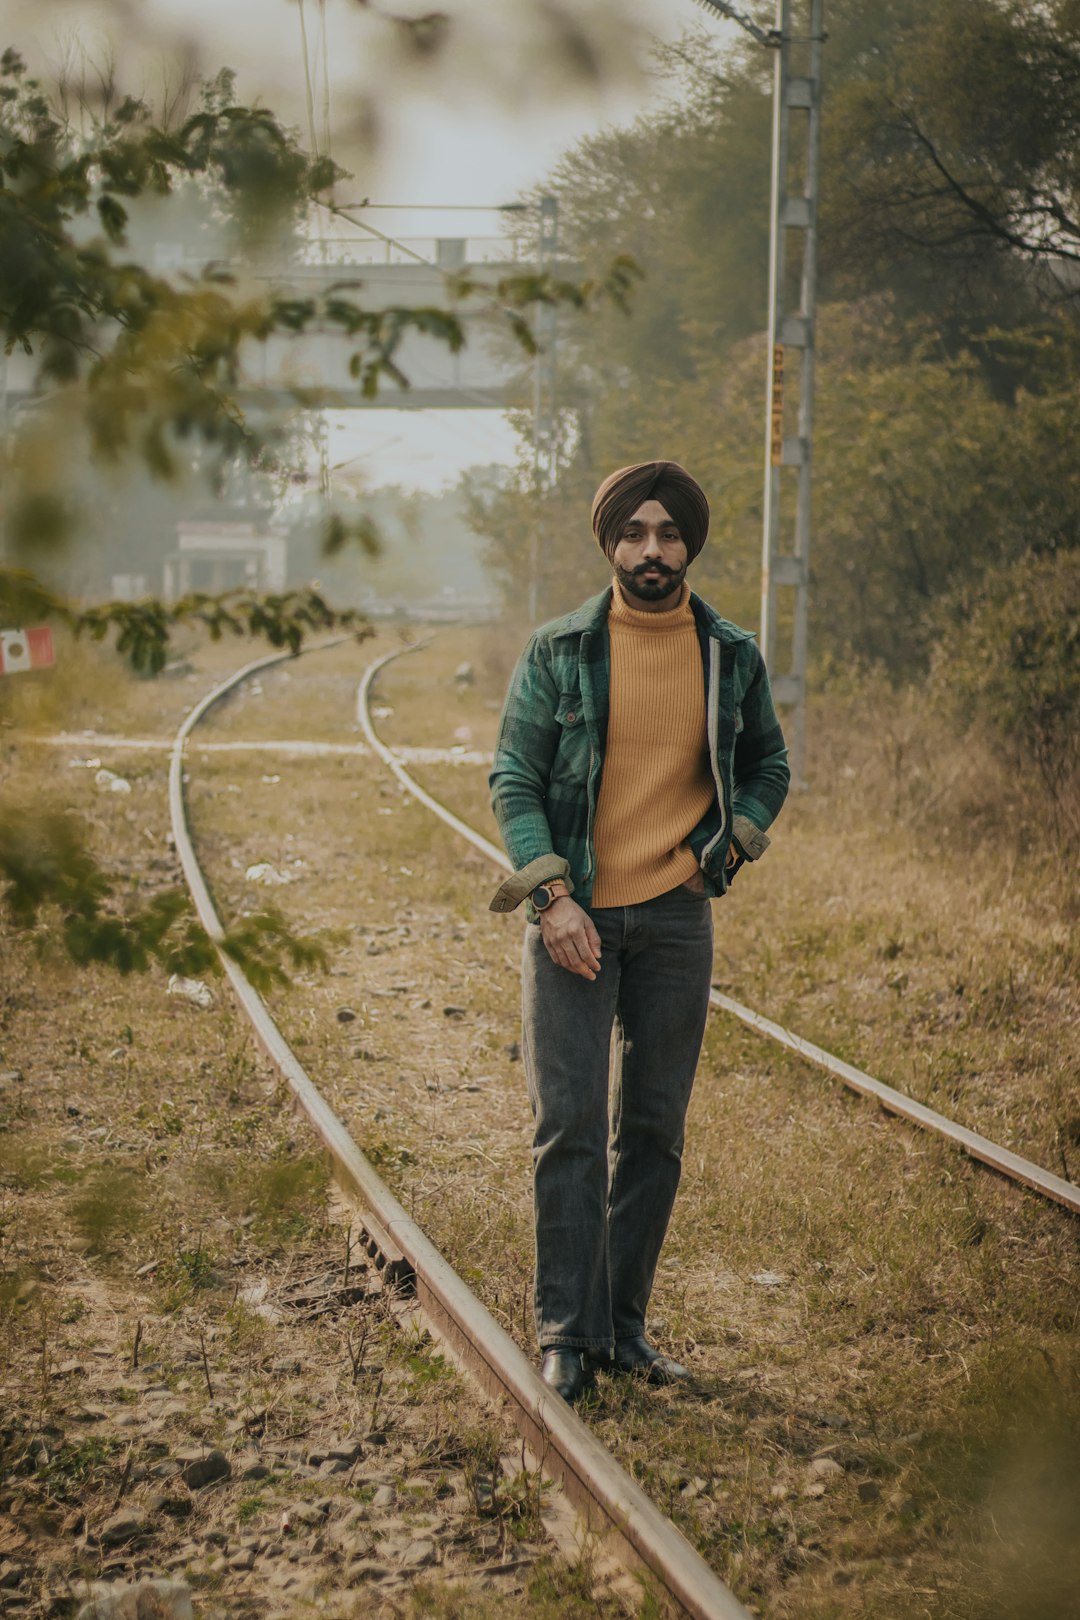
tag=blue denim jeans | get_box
[521,884,714,1351]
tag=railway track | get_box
[170,637,753,1620]
[359,641,1080,1221]
[170,632,1080,1620]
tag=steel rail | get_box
[169,640,753,1620]
[357,645,510,869]
[362,643,1080,1219]
[705,993,1080,1213]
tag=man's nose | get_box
[641,531,663,558]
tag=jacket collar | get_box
[687,590,757,644]
[554,587,612,636]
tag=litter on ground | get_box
[166,976,214,1010]
[94,768,132,794]
[245,862,291,886]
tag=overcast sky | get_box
[4,0,741,490]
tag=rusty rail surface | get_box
[170,639,753,1620]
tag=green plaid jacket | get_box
[488,586,790,912]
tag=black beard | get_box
[615,560,686,603]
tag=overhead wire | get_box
[318,0,333,171]
[296,0,335,499]
[288,31,533,440]
[297,0,321,160]
[690,0,778,47]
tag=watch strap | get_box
[489,855,574,913]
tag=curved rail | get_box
[361,642,1080,1219]
[170,640,753,1620]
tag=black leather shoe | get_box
[611,1336,691,1386]
[540,1348,594,1403]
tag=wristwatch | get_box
[531,880,568,912]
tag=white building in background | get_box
[111,573,149,601]
[164,519,288,600]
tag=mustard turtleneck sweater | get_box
[590,580,715,907]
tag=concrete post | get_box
[759,0,824,785]
[529,195,559,623]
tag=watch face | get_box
[533,885,552,911]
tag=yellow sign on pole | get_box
[770,342,784,466]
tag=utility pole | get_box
[529,194,559,623]
[695,0,824,784]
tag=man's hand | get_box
[539,897,602,981]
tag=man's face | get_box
[612,500,689,607]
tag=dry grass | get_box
[7,624,1076,1618]
[374,628,1080,1178]
[0,631,629,1619]
[0,622,289,742]
[303,626,1080,1619]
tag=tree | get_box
[0,9,639,974]
[824,0,1080,316]
[466,5,1080,666]
[538,2,1063,421]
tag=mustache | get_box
[629,560,682,577]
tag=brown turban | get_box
[591,461,710,563]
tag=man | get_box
[489,461,790,1403]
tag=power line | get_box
[333,202,529,213]
[317,0,332,168]
[296,0,320,159]
[323,203,440,268]
[691,0,779,47]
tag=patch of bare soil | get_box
[0,633,630,1620]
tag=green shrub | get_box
[245,1153,328,1237]
[933,549,1080,846]
[67,1164,150,1254]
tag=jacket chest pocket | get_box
[551,691,589,784]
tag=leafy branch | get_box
[2,50,641,557]
[220,908,329,993]
[0,807,328,985]
[827,1,1080,291]
[0,570,371,672]
[77,584,371,671]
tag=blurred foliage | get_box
[0,805,211,975]
[0,569,369,672]
[219,905,329,992]
[0,41,634,652]
[932,550,1080,846]
[0,43,534,461]
[0,803,328,983]
[0,11,642,978]
[76,584,370,672]
[67,1164,151,1255]
[0,54,340,478]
